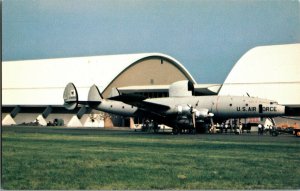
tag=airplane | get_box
[63,80,285,134]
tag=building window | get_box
[150,79,154,85]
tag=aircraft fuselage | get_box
[64,82,286,131]
[92,95,285,119]
[152,96,285,118]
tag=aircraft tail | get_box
[88,84,103,108]
[63,83,78,110]
[63,83,103,110]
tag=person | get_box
[220,122,224,133]
[258,124,262,135]
[239,122,243,134]
[225,123,228,133]
[261,124,265,135]
[271,125,276,135]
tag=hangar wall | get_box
[102,57,190,97]
[4,44,298,128]
[219,44,300,107]
[2,53,195,127]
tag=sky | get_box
[3,0,300,83]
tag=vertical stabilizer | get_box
[88,85,103,107]
[63,83,78,110]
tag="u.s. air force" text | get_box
[236,107,277,112]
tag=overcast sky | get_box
[3,0,300,83]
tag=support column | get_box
[129,117,135,129]
[36,115,48,126]
[11,106,21,118]
[77,106,87,119]
[2,106,21,126]
[67,115,83,127]
[42,106,52,118]
[2,114,16,125]
[104,114,113,128]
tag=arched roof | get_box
[219,44,300,106]
[3,53,195,105]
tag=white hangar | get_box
[2,44,299,127]
[218,44,300,113]
[3,53,218,127]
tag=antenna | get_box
[246,92,250,97]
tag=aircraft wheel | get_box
[179,128,183,134]
[189,129,195,134]
[271,131,279,136]
[172,128,178,135]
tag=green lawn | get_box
[2,126,300,190]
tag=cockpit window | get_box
[270,101,278,105]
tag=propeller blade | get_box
[192,112,196,128]
[210,117,215,133]
[210,118,214,126]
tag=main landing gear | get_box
[172,127,196,135]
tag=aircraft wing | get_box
[109,93,170,112]
[109,93,147,103]
[117,84,222,95]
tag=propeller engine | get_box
[187,106,214,127]
[175,102,214,128]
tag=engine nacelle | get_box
[177,105,192,116]
[169,80,194,97]
[195,108,214,118]
[169,106,214,119]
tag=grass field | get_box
[2,126,300,190]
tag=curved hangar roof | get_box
[219,44,300,106]
[3,53,196,105]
